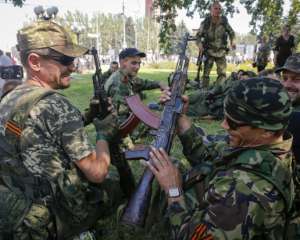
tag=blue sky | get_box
[0,0,291,51]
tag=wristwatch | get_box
[167,187,182,198]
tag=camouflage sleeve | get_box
[225,21,235,42]
[167,169,286,240]
[178,125,222,166]
[30,94,94,162]
[133,77,160,92]
[109,81,131,119]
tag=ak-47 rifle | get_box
[121,33,193,227]
[89,48,139,197]
[90,47,110,119]
[194,50,203,88]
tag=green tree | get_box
[153,0,300,50]
[5,0,25,7]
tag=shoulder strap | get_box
[0,87,59,156]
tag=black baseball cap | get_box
[119,48,146,60]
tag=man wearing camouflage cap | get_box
[0,20,122,239]
[145,78,294,239]
[276,53,300,163]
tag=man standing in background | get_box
[196,1,235,88]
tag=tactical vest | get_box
[184,146,294,238]
[0,85,104,239]
[0,85,57,235]
[202,15,230,51]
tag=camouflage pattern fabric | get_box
[104,69,160,122]
[0,85,123,239]
[276,52,300,74]
[256,43,271,70]
[17,20,87,57]
[187,73,238,119]
[203,55,227,87]
[102,69,113,85]
[224,78,292,131]
[165,125,294,240]
[196,16,235,87]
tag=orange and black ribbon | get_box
[5,120,22,137]
[191,224,213,240]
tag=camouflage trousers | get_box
[202,55,227,88]
[0,175,124,240]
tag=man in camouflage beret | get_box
[0,20,122,239]
[146,78,294,239]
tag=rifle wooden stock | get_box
[121,169,154,226]
[121,33,192,227]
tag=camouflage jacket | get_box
[167,126,294,240]
[256,43,271,66]
[187,74,237,118]
[104,69,160,120]
[102,69,113,85]
[0,85,104,234]
[196,16,235,58]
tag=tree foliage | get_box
[5,0,25,7]
[153,0,299,48]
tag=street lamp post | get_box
[33,5,58,20]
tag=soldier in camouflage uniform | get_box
[0,20,122,239]
[276,53,300,163]
[196,1,235,88]
[105,48,165,122]
[187,70,256,119]
[146,78,294,239]
[254,36,271,72]
[276,52,300,239]
[102,61,119,85]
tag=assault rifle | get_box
[90,47,109,119]
[194,51,203,88]
[121,33,193,226]
[89,48,138,197]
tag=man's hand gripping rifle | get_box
[120,33,193,227]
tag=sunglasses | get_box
[225,116,248,130]
[44,54,75,66]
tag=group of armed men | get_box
[1,1,300,239]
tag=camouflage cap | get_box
[224,77,292,131]
[275,53,300,74]
[17,20,88,57]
